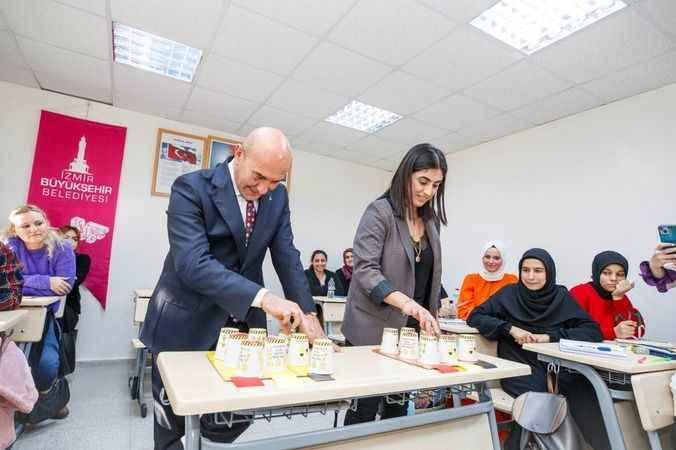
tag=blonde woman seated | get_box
[456,240,517,320]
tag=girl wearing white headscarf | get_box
[456,240,517,320]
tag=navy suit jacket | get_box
[140,160,315,353]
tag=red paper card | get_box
[433,365,461,373]
[231,377,264,387]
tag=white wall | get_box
[441,82,676,342]
[0,81,390,360]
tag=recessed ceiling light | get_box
[470,0,627,55]
[325,100,402,133]
[112,22,203,82]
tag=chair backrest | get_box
[631,370,676,432]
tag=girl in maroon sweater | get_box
[570,251,643,340]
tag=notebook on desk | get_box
[559,339,629,359]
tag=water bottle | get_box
[327,278,335,298]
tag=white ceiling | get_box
[1,0,675,172]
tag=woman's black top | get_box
[304,269,344,297]
[407,235,434,329]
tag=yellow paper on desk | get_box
[287,364,308,376]
[272,371,304,387]
[455,363,482,371]
[206,352,238,381]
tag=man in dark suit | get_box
[141,127,324,450]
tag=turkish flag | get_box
[167,143,197,164]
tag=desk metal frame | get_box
[182,382,500,450]
[536,353,668,450]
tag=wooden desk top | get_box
[439,321,479,334]
[158,345,530,416]
[523,342,676,374]
[21,296,61,307]
[0,310,28,332]
[313,296,347,304]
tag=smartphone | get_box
[658,225,676,245]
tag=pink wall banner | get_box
[27,110,127,309]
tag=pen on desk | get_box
[638,356,647,364]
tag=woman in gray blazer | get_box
[342,143,448,425]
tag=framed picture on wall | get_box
[151,129,207,197]
[206,135,241,169]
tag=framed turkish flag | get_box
[151,128,207,197]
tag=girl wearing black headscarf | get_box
[571,251,643,340]
[468,248,609,450]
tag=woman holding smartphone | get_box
[341,143,446,425]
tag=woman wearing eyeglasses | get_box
[570,251,644,340]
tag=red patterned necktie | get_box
[245,200,256,245]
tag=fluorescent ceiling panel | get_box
[325,100,402,133]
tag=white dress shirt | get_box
[228,160,267,309]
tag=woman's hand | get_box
[611,279,635,299]
[614,320,637,339]
[649,244,676,279]
[509,326,536,345]
[402,300,440,336]
[49,276,71,295]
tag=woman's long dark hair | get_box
[309,249,328,270]
[385,143,447,225]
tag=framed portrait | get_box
[152,129,207,197]
[206,135,241,169]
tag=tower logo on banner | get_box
[27,110,127,309]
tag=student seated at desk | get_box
[2,204,75,422]
[0,241,23,311]
[571,251,644,340]
[456,240,517,320]
[467,248,609,450]
[334,248,353,296]
[304,250,344,296]
[640,243,676,292]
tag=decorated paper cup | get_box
[380,328,399,355]
[287,333,310,368]
[418,334,439,365]
[214,327,239,361]
[248,328,267,342]
[457,334,478,362]
[309,338,334,375]
[239,340,264,377]
[438,334,458,364]
[224,333,248,369]
[263,336,288,375]
[398,330,419,360]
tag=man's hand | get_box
[260,292,304,334]
[298,313,324,342]
[532,334,551,343]
[509,326,536,345]
[611,279,635,299]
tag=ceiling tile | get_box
[368,158,399,172]
[0,12,7,30]
[291,42,392,97]
[582,50,676,102]
[296,121,367,147]
[181,110,242,134]
[344,135,408,160]
[330,148,380,165]
[211,5,317,75]
[511,88,604,125]
[195,54,284,103]
[456,114,531,144]
[359,71,449,115]
[186,87,260,124]
[18,37,111,102]
[58,0,106,16]
[245,105,316,137]
[464,61,572,111]
[231,0,355,36]
[414,94,500,130]
[1,0,109,58]
[0,64,39,89]
[111,0,225,49]
[373,118,448,146]
[636,0,676,41]
[329,0,456,66]
[113,63,192,109]
[115,100,182,121]
[532,8,673,84]
[291,136,346,156]
[431,132,482,154]
[403,25,523,92]
[266,78,349,119]
[0,31,28,68]
[417,0,499,23]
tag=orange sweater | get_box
[457,273,518,320]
